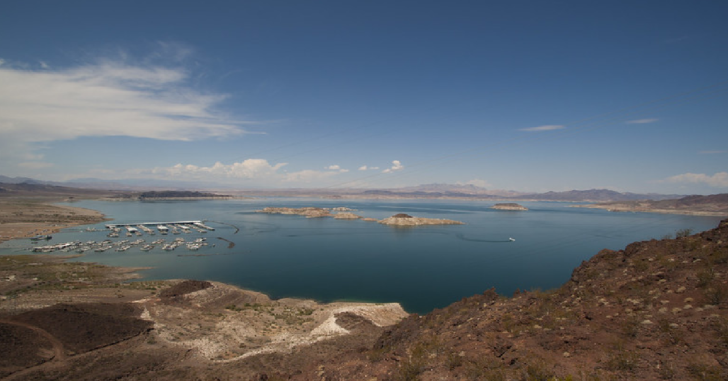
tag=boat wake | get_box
[454,233,515,243]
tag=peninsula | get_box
[106,190,236,201]
[574,193,728,216]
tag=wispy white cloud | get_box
[325,164,349,173]
[0,52,262,162]
[382,160,404,173]
[358,165,379,171]
[153,159,287,180]
[87,158,356,187]
[699,150,727,155]
[663,172,728,188]
[626,118,658,124]
[519,125,565,132]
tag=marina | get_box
[105,220,215,237]
[27,220,217,254]
[31,236,209,253]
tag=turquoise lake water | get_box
[0,198,723,313]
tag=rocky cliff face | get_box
[291,220,728,380]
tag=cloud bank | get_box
[664,172,728,188]
[0,56,258,164]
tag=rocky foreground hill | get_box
[2,220,727,380]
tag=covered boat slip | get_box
[105,221,215,236]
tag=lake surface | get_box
[1,198,723,313]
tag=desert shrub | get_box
[675,228,693,238]
[446,352,463,370]
[607,342,639,372]
[620,317,641,338]
[703,283,728,305]
[711,317,728,347]
[686,363,724,381]
[709,249,728,264]
[633,259,650,273]
[501,313,516,334]
[697,266,715,288]
[657,362,676,379]
[657,318,683,345]
[396,353,426,381]
[463,359,506,381]
[396,338,442,380]
[522,359,556,381]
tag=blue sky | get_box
[1,1,727,194]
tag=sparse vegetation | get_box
[686,363,724,381]
[676,228,693,238]
[607,345,640,372]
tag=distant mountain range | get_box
[0,175,213,191]
[0,175,684,202]
[516,189,681,202]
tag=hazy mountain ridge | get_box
[517,189,681,202]
[0,175,686,202]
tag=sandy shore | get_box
[0,200,107,244]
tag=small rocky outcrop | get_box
[491,203,528,211]
[378,214,464,226]
[333,212,362,220]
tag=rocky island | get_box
[257,208,464,226]
[378,213,464,226]
[491,202,528,211]
[257,206,360,219]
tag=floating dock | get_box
[106,220,215,234]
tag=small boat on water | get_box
[509,237,516,242]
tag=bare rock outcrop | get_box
[491,202,528,211]
[377,214,464,226]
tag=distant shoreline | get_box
[101,196,243,202]
[572,203,728,217]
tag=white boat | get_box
[509,237,516,242]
